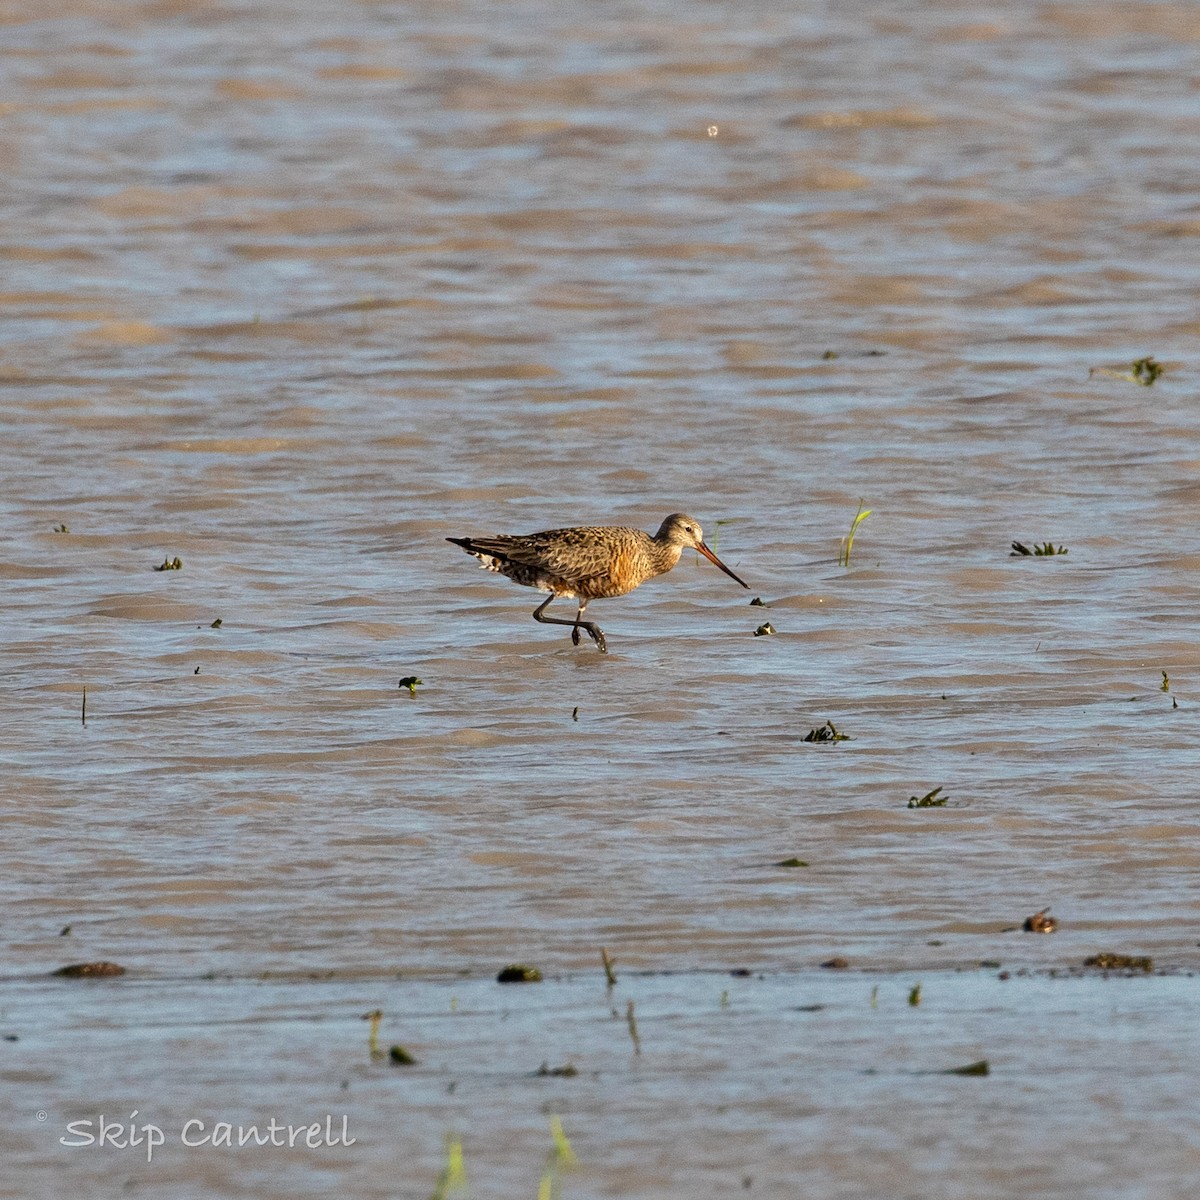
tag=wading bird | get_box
[447,513,748,652]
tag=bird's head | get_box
[655,513,749,588]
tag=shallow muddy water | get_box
[3,0,1200,1196]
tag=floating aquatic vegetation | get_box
[1083,952,1153,972]
[389,1045,417,1065]
[707,517,742,554]
[1160,671,1170,693]
[754,622,775,636]
[429,1135,467,1200]
[497,963,542,983]
[536,1062,578,1077]
[803,720,849,743]
[1010,541,1068,556]
[549,1115,578,1164]
[398,676,423,696]
[53,523,68,533]
[55,962,125,977]
[1131,356,1163,384]
[362,1008,383,1057]
[210,618,222,628]
[601,947,617,987]
[706,517,752,564]
[908,983,922,1007]
[1091,356,1163,386]
[749,596,767,607]
[154,556,183,571]
[537,1115,579,1200]
[625,999,641,1055]
[907,787,946,808]
[1024,908,1058,933]
[838,500,871,566]
[775,857,809,868]
[821,348,886,360]
[821,956,849,969]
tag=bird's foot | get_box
[569,621,606,652]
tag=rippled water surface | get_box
[4,1,1200,1196]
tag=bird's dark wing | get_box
[448,527,639,584]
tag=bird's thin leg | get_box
[532,594,607,653]
[570,600,587,646]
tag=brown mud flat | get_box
[5,965,1198,1199]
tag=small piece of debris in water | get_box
[803,720,848,743]
[944,1059,989,1076]
[1023,908,1058,933]
[497,963,542,983]
[55,961,125,978]
[1083,952,1153,973]
[536,1061,578,1077]
[908,786,946,808]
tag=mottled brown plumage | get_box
[447,513,748,652]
